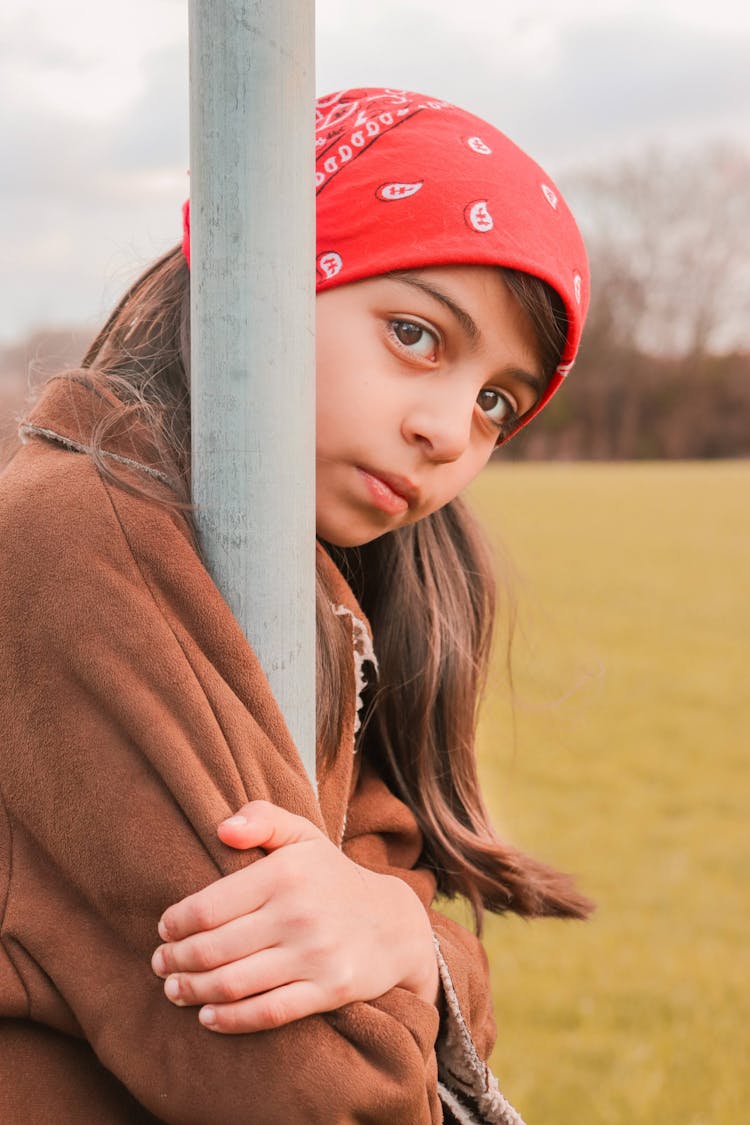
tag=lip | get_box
[357,467,419,515]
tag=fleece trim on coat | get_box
[0,372,524,1124]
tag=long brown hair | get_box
[81,245,591,927]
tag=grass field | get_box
[459,461,749,1125]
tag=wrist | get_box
[386,875,441,1006]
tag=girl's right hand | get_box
[150,801,439,1034]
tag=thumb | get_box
[217,799,323,852]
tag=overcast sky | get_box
[1,0,749,344]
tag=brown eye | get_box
[394,322,422,346]
[477,388,514,426]
[390,320,438,358]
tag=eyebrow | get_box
[387,271,545,406]
[388,272,481,344]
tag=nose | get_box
[402,384,474,463]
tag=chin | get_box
[316,521,394,549]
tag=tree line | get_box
[502,144,750,461]
[501,344,750,462]
[3,145,749,464]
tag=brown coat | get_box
[0,374,524,1124]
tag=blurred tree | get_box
[565,145,750,359]
[497,145,750,461]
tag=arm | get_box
[152,800,439,1032]
[0,442,441,1125]
[153,763,495,1053]
[153,760,521,1124]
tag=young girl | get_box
[0,89,590,1124]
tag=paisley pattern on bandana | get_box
[314,89,448,194]
[375,180,424,202]
[182,86,589,439]
[311,88,589,436]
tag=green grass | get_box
[458,462,749,1124]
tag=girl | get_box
[0,89,590,1124]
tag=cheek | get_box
[316,369,380,463]
[316,351,385,442]
[316,367,358,436]
[315,345,348,430]
[454,445,495,495]
[315,323,364,416]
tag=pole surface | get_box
[188,1,316,786]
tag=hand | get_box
[151,800,439,1033]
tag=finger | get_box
[158,862,274,943]
[162,948,293,1009]
[152,910,274,978]
[217,799,324,853]
[198,981,331,1034]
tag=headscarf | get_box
[182,87,589,437]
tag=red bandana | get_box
[182,87,589,436]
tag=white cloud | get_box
[0,0,186,121]
[0,0,748,342]
[315,2,750,167]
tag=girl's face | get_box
[315,264,544,547]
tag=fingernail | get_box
[164,977,182,1003]
[152,948,166,976]
[221,814,249,828]
[157,918,170,942]
[199,1006,217,1027]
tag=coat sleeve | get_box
[342,761,527,1125]
[0,442,441,1125]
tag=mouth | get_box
[357,467,419,515]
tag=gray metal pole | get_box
[188,1,316,787]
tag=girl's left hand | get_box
[151,800,439,1034]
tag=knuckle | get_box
[215,970,243,1004]
[259,997,289,1028]
[206,1008,233,1033]
[188,898,216,933]
[332,961,355,1005]
[212,1001,256,1034]
[190,935,219,972]
[155,945,174,974]
[170,975,193,1004]
[331,980,352,1007]
[286,907,313,935]
[159,911,176,941]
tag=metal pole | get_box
[188,1,316,787]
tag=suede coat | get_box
[0,374,525,1125]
